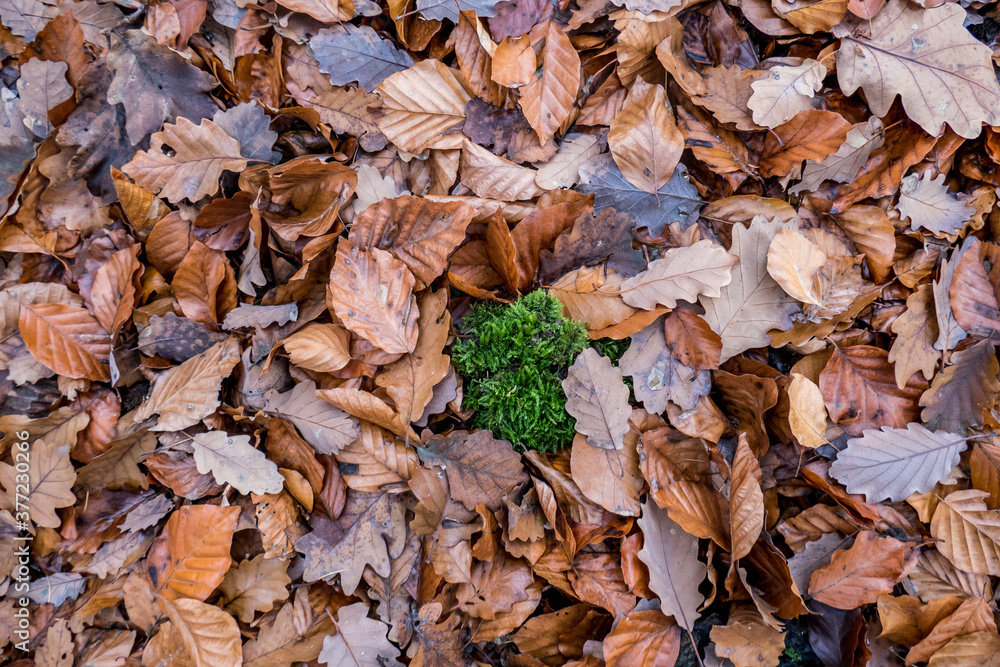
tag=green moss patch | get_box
[452,290,588,453]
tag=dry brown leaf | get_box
[133,337,241,432]
[122,117,248,203]
[809,532,913,609]
[607,78,683,194]
[19,302,110,381]
[159,597,242,667]
[637,498,706,632]
[519,21,579,145]
[731,434,765,560]
[416,430,529,511]
[562,347,632,450]
[930,489,1000,576]
[329,239,419,355]
[461,138,544,202]
[620,318,710,413]
[700,217,799,361]
[788,373,829,449]
[492,35,535,88]
[570,433,642,516]
[771,0,847,33]
[603,609,681,667]
[549,266,639,332]
[920,339,1000,435]
[265,380,360,455]
[173,242,238,328]
[375,59,475,153]
[281,323,351,374]
[819,345,925,436]
[218,554,291,623]
[889,285,939,389]
[0,438,76,528]
[759,110,851,179]
[89,244,141,335]
[837,0,1000,138]
[146,505,239,601]
[619,240,736,310]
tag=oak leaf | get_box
[191,432,284,496]
[620,240,736,310]
[837,0,1000,138]
[889,285,939,390]
[699,217,799,362]
[897,172,974,238]
[122,117,248,203]
[562,348,632,450]
[748,59,825,128]
[319,602,402,667]
[0,439,76,528]
[298,490,406,595]
[146,504,239,601]
[549,267,639,332]
[416,430,528,511]
[218,554,290,623]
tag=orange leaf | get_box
[19,302,110,381]
[146,505,239,601]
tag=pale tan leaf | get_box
[931,489,1000,576]
[318,387,417,442]
[265,380,359,455]
[927,631,1000,667]
[281,323,351,373]
[329,239,419,355]
[335,420,420,491]
[319,602,402,667]
[534,134,601,190]
[122,117,248,203]
[711,618,785,667]
[607,78,684,194]
[699,217,799,362]
[748,59,826,128]
[637,498,706,632]
[790,117,885,195]
[549,266,638,332]
[563,348,632,450]
[889,284,940,389]
[896,172,974,238]
[619,240,736,310]
[133,337,241,432]
[0,439,76,528]
[766,228,828,306]
[571,433,642,517]
[519,21,580,145]
[218,554,290,624]
[788,373,829,449]
[192,431,284,496]
[829,424,967,504]
[35,620,72,667]
[837,0,1000,138]
[375,59,475,153]
[460,138,544,202]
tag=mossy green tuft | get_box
[452,290,588,453]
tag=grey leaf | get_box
[213,102,278,163]
[310,24,414,93]
[577,152,702,236]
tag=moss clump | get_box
[452,290,588,453]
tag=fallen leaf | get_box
[192,431,284,496]
[562,347,632,450]
[146,505,239,601]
